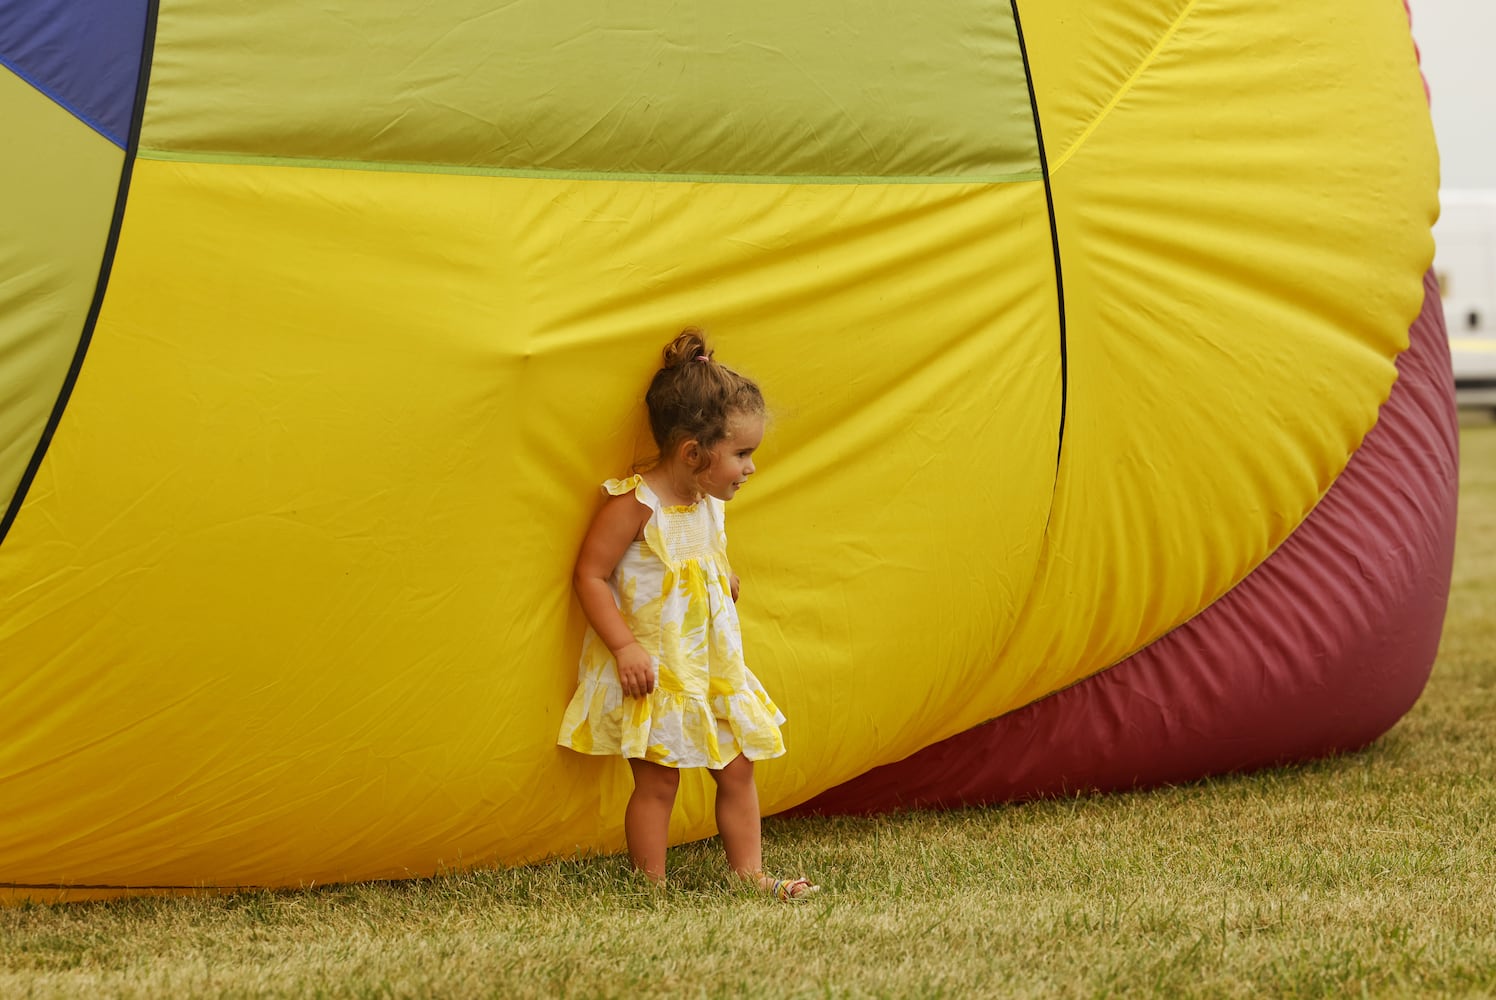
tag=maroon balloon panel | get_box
[792,270,1458,815]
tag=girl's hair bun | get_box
[643,324,762,463]
[662,327,711,368]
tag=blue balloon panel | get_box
[0,0,150,147]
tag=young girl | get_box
[557,328,818,901]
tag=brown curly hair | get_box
[644,328,765,469]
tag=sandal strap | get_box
[774,877,811,901]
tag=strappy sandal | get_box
[762,876,821,902]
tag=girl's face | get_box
[698,411,765,501]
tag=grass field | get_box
[4,417,1494,999]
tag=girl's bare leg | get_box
[708,754,763,877]
[625,758,680,882]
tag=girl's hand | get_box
[730,573,740,603]
[613,642,656,698]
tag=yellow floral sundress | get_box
[557,475,786,769]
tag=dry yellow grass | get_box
[3,416,1494,999]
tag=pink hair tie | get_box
[696,355,710,362]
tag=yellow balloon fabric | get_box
[0,0,1436,898]
[141,0,1040,181]
[0,68,123,508]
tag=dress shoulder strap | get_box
[601,474,645,499]
[600,474,672,564]
[704,494,728,549]
[601,474,662,514]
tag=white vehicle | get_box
[1432,190,1496,410]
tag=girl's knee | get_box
[710,754,755,789]
[630,759,680,800]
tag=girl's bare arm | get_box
[573,493,656,695]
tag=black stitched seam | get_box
[1009,0,1068,478]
